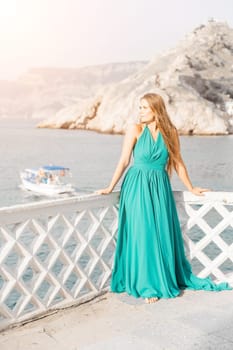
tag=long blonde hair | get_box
[141,93,180,175]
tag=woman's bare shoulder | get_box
[125,123,143,137]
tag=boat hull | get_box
[20,179,74,196]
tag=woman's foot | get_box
[145,297,159,304]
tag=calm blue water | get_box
[1,119,233,207]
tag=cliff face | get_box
[38,21,233,135]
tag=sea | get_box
[1,119,233,208]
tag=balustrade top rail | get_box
[1,190,233,215]
[0,191,232,330]
[0,192,120,224]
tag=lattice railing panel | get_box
[0,193,119,328]
[176,191,233,285]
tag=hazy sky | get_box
[0,0,232,80]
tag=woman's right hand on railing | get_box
[95,186,113,195]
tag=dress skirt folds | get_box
[110,125,231,299]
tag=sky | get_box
[0,0,232,80]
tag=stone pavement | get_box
[0,289,233,350]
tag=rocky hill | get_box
[37,20,233,134]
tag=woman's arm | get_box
[96,125,139,194]
[173,130,209,196]
[175,158,208,195]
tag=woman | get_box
[97,93,231,303]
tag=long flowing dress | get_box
[110,125,231,299]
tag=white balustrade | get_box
[176,191,233,284]
[0,191,232,330]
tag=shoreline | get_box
[36,123,231,136]
[0,118,232,136]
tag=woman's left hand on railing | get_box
[190,187,210,196]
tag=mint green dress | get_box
[110,125,231,299]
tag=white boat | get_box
[20,165,75,196]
